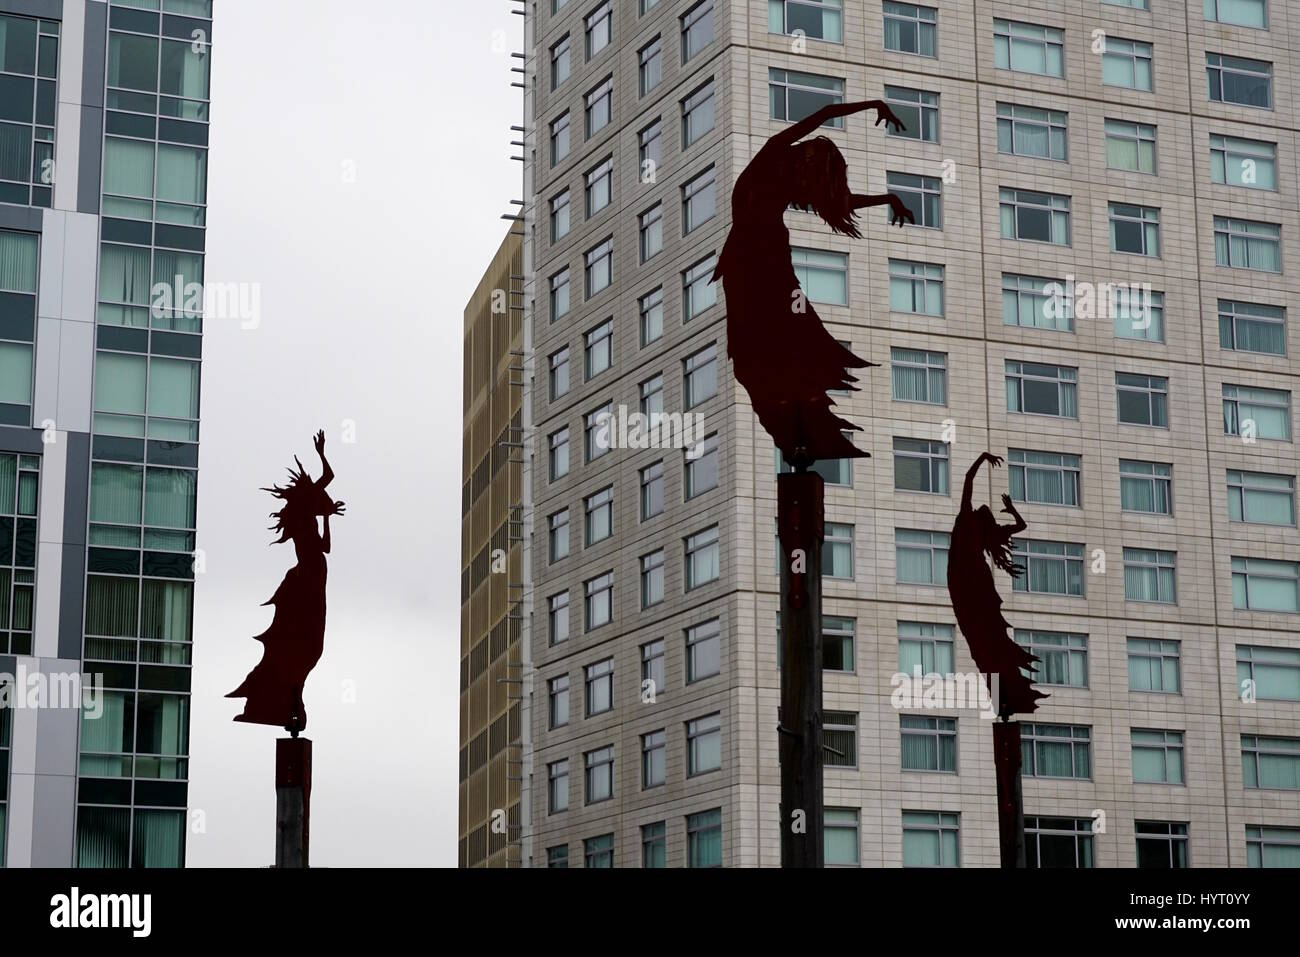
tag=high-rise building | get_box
[458,229,527,867]
[1,0,212,868]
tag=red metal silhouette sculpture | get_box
[713,100,914,464]
[948,452,1046,716]
[227,430,344,733]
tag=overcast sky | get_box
[187,1,522,866]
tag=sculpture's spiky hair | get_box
[262,457,314,543]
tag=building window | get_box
[639,287,664,346]
[551,34,571,90]
[1022,723,1091,779]
[1026,817,1095,868]
[548,591,570,645]
[585,158,612,217]
[681,80,715,148]
[584,571,614,629]
[1012,539,1084,596]
[898,621,955,676]
[1119,459,1172,514]
[641,822,666,867]
[641,639,665,697]
[0,15,58,208]
[1002,273,1069,331]
[584,76,613,138]
[823,616,855,672]
[999,188,1070,244]
[584,658,613,717]
[1136,822,1189,868]
[685,526,720,590]
[550,112,570,165]
[1006,361,1078,418]
[686,434,719,498]
[583,833,614,867]
[823,522,854,579]
[638,36,662,96]
[1105,119,1156,173]
[641,730,666,788]
[1246,825,1300,868]
[902,811,959,867]
[790,248,848,304]
[683,254,718,320]
[824,711,858,768]
[1239,645,1300,701]
[686,618,720,682]
[584,746,614,804]
[1214,216,1281,271]
[1113,287,1164,342]
[884,2,937,57]
[584,1,612,58]
[640,461,664,520]
[1105,0,1149,8]
[640,374,663,419]
[585,404,611,462]
[680,0,714,62]
[0,453,38,654]
[770,0,843,41]
[825,808,859,866]
[1008,450,1080,507]
[768,68,844,126]
[549,427,570,481]
[1223,384,1290,440]
[1229,470,1294,527]
[778,448,850,487]
[549,268,570,321]
[893,439,949,495]
[1207,52,1271,108]
[0,231,39,426]
[585,238,614,298]
[997,103,1067,160]
[639,119,662,174]
[1232,557,1299,612]
[1132,730,1185,785]
[900,716,955,772]
[1242,735,1300,789]
[548,509,570,562]
[548,759,570,813]
[1219,300,1285,356]
[687,809,722,867]
[1015,630,1087,687]
[686,713,722,775]
[1116,373,1168,428]
[1110,203,1160,256]
[582,322,613,382]
[549,675,570,729]
[887,172,941,229]
[640,549,665,607]
[896,529,949,585]
[891,348,947,404]
[683,344,718,409]
[584,486,613,545]
[889,260,944,316]
[1128,637,1181,693]
[682,166,716,234]
[994,19,1064,77]
[548,347,570,402]
[1211,134,1275,189]
[1103,38,1153,91]
[885,85,938,142]
[1204,0,1267,28]
[547,845,569,868]
[639,204,663,262]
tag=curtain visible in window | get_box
[79,689,128,774]
[103,137,154,198]
[1125,565,1159,601]
[93,352,147,415]
[1028,557,1067,594]
[892,364,928,402]
[90,463,143,525]
[147,357,200,422]
[903,828,940,866]
[0,454,14,511]
[85,575,139,637]
[1059,384,1078,418]
[1031,740,1074,777]
[141,580,193,645]
[901,731,937,768]
[1234,317,1286,355]
[76,807,131,868]
[151,248,203,292]
[1240,400,1289,439]
[1132,745,1165,782]
[156,145,206,205]
[896,547,934,584]
[0,341,32,406]
[160,40,210,101]
[1120,476,1156,511]
[99,243,151,305]
[144,467,196,529]
[0,122,32,183]
[0,229,37,293]
[1106,136,1139,170]
[688,824,721,867]
[1258,753,1300,790]
[133,809,184,868]
[1026,468,1063,504]
[1015,123,1049,157]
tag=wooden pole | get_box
[777,470,824,868]
[275,737,312,868]
[993,720,1025,868]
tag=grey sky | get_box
[189,1,521,866]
